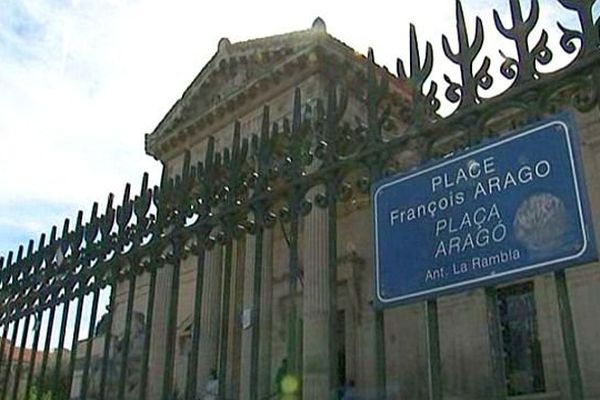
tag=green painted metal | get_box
[23,236,48,400]
[0,320,18,400]
[0,2,598,398]
[367,48,389,400]
[0,320,8,386]
[249,106,270,400]
[184,249,206,400]
[66,294,85,387]
[284,88,305,380]
[249,229,264,400]
[79,288,100,400]
[51,300,70,400]
[98,287,115,400]
[162,259,181,400]
[37,301,57,398]
[328,196,338,393]
[138,269,157,400]
[374,310,387,400]
[426,299,442,400]
[23,311,43,400]
[218,241,234,398]
[555,270,584,400]
[10,242,35,400]
[10,313,30,400]
[485,287,507,400]
[118,277,138,400]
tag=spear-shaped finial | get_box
[398,24,434,88]
[557,0,599,56]
[397,23,435,125]
[116,183,133,236]
[366,48,389,142]
[100,193,115,240]
[85,202,100,244]
[442,0,490,106]
[494,0,551,83]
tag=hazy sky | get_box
[0,0,596,258]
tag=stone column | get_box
[147,263,174,399]
[196,246,223,397]
[302,186,332,399]
[239,228,274,399]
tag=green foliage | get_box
[19,369,70,400]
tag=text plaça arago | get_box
[387,155,552,282]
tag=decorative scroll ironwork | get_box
[1,0,600,398]
[494,0,552,84]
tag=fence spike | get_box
[101,194,116,238]
[232,121,242,162]
[494,0,544,82]
[61,218,70,240]
[160,163,169,187]
[122,183,131,206]
[49,226,57,244]
[441,0,487,106]
[106,193,115,212]
[141,172,149,196]
[292,88,302,134]
[557,0,599,56]
[398,24,434,91]
[37,233,46,251]
[182,150,191,180]
[16,245,24,262]
[368,47,375,63]
[85,203,100,244]
[90,202,99,222]
[224,147,231,166]
[241,137,249,162]
[26,240,34,257]
[206,137,215,168]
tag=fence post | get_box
[555,270,583,400]
[485,287,507,400]
[184,249,206,400]
[374,310,386,399]
[426,299,442,400]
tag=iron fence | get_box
[2,1,600,399]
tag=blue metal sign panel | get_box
[372,115,597,308]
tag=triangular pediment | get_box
[146,18,411,160]
[151,19,330,137]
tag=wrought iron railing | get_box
[1,0,600,399]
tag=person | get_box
[203,369,218,400]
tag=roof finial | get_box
[312,17,327,33]
[218,37,231,53]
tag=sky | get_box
[0,0,597,259]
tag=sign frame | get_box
[372,113,597,309]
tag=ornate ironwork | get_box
[1,0,600,398]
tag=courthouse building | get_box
[105,18,600,400]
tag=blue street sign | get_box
[372,114,597,308]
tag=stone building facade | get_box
[108,18,600,400]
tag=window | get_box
[497,282,545,396]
